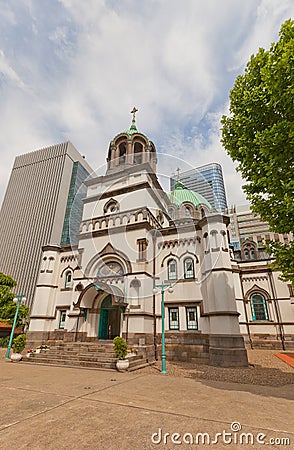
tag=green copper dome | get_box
[111,107,151,143]
[168,181,212,210]
[121,123,149,139]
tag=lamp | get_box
[5,294,27,360]
[153,282,173,374]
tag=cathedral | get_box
[27,110,293,366]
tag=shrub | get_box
[113,336,127,360]
[0,336,9,347]
[12,334,26,353]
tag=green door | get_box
[98,308,108,339]
[98,295,122,339]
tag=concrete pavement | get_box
[0,351,293,449]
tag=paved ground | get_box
[0,349,293,450]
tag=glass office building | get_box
[170,163,228,212]
[61,161,90,246]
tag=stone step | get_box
[28,353,116,363]
[43,350,116,358]
[56,344,114,348]
[23,342,152,371]
[23,358,116,370]
[251,340,285,350]
[51,343,114,349]
[128,358,148,369]
[24,354,116,366]
[128,361,155,372]
[50,347,115,354]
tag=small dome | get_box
[110,107,150,144]
[106,108,157,173]
[111,122,150,143]
[168,181,212,210]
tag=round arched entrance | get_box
[98,294,122,339]
[75,282,126,341]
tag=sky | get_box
[0,0,293,208]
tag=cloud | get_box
[232,0,294,70]
[0,49,26,89]
[0,0,293,207]
[155,106,247,205]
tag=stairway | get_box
[22,341,149,371]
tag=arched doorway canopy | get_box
[74,281,126,309]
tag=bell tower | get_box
[106,107,157,174]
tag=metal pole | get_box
[161,285,167,374]
[5,295,22,360]
[154,282,172,375]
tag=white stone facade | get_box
[28,119,294,365]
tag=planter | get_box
[10,352,22,362]
[116,359,129,372]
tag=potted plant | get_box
[11,334,26,362]
[127,347,137,357]
[113,336,129,371]
[26,348,34,358]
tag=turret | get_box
[106,107,157,173]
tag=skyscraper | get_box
[0,141,93,307]
[170,163,228,212]
[227,204,292,251]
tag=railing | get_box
[80,207,162,234]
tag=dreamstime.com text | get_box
[150,422,291,446]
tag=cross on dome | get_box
[131,107,138,124]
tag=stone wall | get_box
[244,333,294,350]
[165,332,210,363]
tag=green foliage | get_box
[0,272,16,304]
[266,241,294,283]
[113,336,128,360]
[221,19,294,282]
[12,334,26,353]
[0,273,29,326]
[0,336,10,348]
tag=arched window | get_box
[98,261,124,277]
[242,242,256,260]
[184,258,194,279]
[134,142,143,164]
[251,292,268,321]
[130,278,141,305]
[185,206,192,218]
[65,270,73,289]
[47,256,55,273]
[167,259,177,281]
[119,142,126,163]
[40,257,47,273]
[250,247,256,259]
[103,199,119,214]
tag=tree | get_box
[0,273,29,326]
[221,19,294,283]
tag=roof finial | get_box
[131,106,138,124]
[130,107,138,132]
[175,167,184,190]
